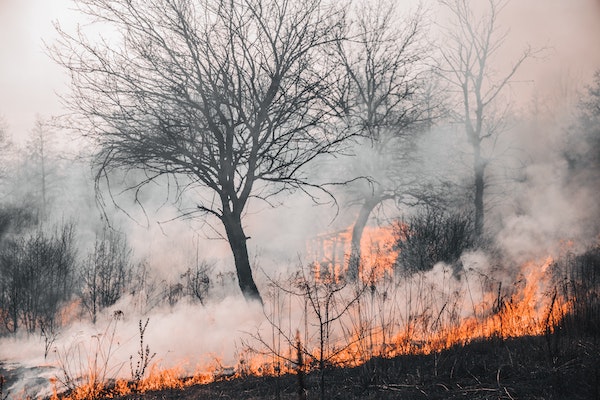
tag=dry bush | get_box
[393,207,474,274]
[79,228,133,324]
[181,261,212,305]
[129,319,156,392]
[54,316,124,399]
[553,246,600,336]
[245,264,369,400]
[0,223,77,335]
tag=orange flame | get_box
[307,225,398,283]
[53,227,575,399]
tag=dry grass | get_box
[101,334,599,400]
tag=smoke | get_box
[0,296,265,397]
[1,1,600,397]
[424,0,600,263]
[500,0,600,90]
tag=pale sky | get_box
[0,0,75,141]
[0,0,599,141]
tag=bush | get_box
[553,246,600,336]
[181,261,212,305]
[393,207,474,274]
[0,223,77,334]
[79,227,133,324]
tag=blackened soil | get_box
[90,335,600,400]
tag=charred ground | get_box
[33,246,600,400]
[91,333,599,400]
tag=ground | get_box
[101,334,599,400]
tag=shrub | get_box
[179,261,211,305]
[393,207,474,274]
[0,223,77,334]
[554,246,600,336]
[79,227,133,324]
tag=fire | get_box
[51,362,221,399]
[307,225,398,283]
[418,257,570,351]
[49,226,578,399]
[356,226,398,282]
[280,256,571,378]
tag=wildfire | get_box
[339,257,571,362]
[50,363,220,400]
[48,227,577,399]
[308,225,398,283]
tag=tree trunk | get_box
[319,321,326,400]
[473,145,485,240]
[348,196,380,280]
[222,213,263,304]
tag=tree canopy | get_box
[53,0,349,302]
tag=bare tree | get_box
[52,0,349,303]
[0,223,77,334]
[80,227,133,324]
[564,70,600,236]
[0,117,13,187]
[438,0,534,239]
[334,0,435,277]
[566,70,600,176]
[26,115,59,222]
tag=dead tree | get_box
[334,0,435,278]
[52,0,349,303]
[26,115,58,222]
[438,0,534,239]
[0,117,10,183]
[247,267,369,400]
[80,227,133,324]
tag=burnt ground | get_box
[103,334,600,400]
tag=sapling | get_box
[129,318,156,391]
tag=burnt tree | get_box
[80,227,133,324]
[334,0,434,278]
[53,0,348,303]
[438,0,534,239]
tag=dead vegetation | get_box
[53,245,600,400]
[99,334,600,400]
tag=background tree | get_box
[565,70,600,179]
[0,223,76,334]
[564,70,600,237]
[79,227,133,324]
[333,0,434,277]
[0,117,7,163]
[438,0,534,240]
[53,0,348,303]
[0,115,64,224]
[0,117,14,192]
[25,115,60,222]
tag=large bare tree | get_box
[438,0,534,239]
[52,0,347,303]
[334,0,434,278]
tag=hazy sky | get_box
[0,0,599,141]
[0,0,77,141]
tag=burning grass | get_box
[82,335,600,400]
[49,365,213,400]
[44,244,600,400]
